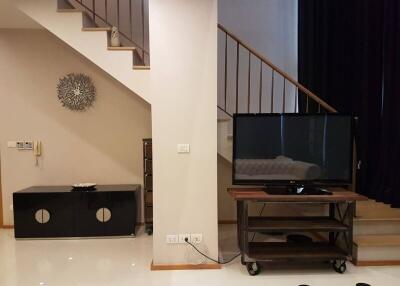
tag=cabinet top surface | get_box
[228,187,367,202]
[15,184,141,194]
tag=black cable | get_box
[185,203,267,264]
[184,238,241,265]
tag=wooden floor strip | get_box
[354,235,400,247]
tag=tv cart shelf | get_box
[228,187,367,276]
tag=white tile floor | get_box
[1,226,400,286]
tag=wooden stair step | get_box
[355,217,400,222]
[107,47,136,51]
[82,27,111,32]
[356,200,400,219]
[133,66,150,70]
[217,118,231,122]
[354,234,400,247]
[57,9,82,13]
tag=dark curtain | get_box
[298,0,400,207]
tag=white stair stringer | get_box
[16,0,151,104]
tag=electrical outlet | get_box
[16,141,24,150]
[191,234,202,244]
[177,144,190,154]
[179,233,191,244]
[166,235,179,244]
[24,141,33,150]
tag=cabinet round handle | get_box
[34,209,51,224]
[96,207,112,223]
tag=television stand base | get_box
[264,186,333,196]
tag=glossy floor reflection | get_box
[1,226,400,286]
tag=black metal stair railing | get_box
[218,24,337,117]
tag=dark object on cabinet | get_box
[143,138,153,235]
[13,184,139,239]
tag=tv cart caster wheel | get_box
[332,260,347,274]
[246,262,261,276]
[146,228,153,235]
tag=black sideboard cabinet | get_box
[13,184,140,239]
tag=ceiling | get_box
[0,0,42,29]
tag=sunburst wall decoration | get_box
[57,73,96,111]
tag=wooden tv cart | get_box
[228,187,367,276]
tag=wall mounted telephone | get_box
[33,141,42,166]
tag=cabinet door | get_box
[76,191,137,237]
[105,191,137,236]
[75,192,108,237]
[13,193,75,238]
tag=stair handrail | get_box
[218,24,337,115]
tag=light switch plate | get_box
[7,141,17,148]
[177,144,190,154]
[166,234,179,244]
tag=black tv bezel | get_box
[232,113,355,187]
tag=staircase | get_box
[16,0,151,103]
[15,0,400,267]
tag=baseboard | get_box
[151,261,221,271]
[218,220,237,224]
[353,260,400,266]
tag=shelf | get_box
[247,216,348,233]
[249,242,347,261]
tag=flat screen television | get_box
[232,114,354,188]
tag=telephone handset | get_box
[33,141,42,166]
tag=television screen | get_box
[233,114,353,186]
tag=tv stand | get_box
[264,186,332,196]
[228,187,368,276]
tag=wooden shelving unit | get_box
[229,187,367,276]
[143,139,153,235]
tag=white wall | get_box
[0,0,42,29]
[0,29,151,225]
[218,0,298,114]
[150,0,218,265]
